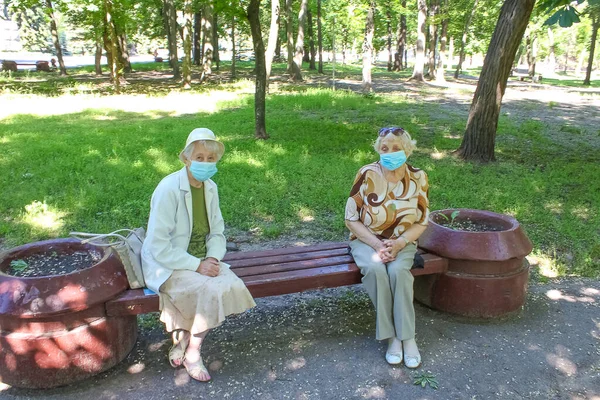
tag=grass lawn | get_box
[1,62,599,278]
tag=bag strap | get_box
[70,228,142,245]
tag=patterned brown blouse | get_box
[345,162,430,240]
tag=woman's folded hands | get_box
[196,257,220,277]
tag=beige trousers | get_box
[349,239,417,341]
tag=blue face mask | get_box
[189,161,217,181]
[380,150,407,171]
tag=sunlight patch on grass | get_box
[570,205,590,221]
[0,90,247,120]
[528,252,562,278]
[146,148,174,175]
[296,206,315,222]
[225,150,265,168]
[95,115,116,121]
[430,149,447,160]
[544,200,563,215]
[20,201,66,234]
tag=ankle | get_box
[402,338,419,355]
[387,337,402,352]
[184,350,201,363]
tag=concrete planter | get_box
[0,238,137,389]
[414,209,533,318]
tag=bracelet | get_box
[398,236,409,246]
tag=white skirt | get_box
[158,263,256,334]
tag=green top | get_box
[187,185,210,258]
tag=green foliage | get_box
[414,372,439,389]
[10,259,29,272]
[439,210,460,227]
[539,0,600,27]
[6,2,53,52]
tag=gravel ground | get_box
[2,276,599,400]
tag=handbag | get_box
[70,228,146,289]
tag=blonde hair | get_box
[373,129,417,157]
[182,140,224,161]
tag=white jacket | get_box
[141,167,226,293]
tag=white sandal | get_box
[168,340,188,368]
[183,358,211,382]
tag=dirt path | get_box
[3,277,598,399]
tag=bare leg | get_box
[183,329,211,381]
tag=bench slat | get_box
[228,248,349,269]
[232,255,355,277]
[242,264,362,298]
[223,242,348,261]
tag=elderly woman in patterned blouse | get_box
[345,126,430,368]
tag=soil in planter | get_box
[439,218,505,232]
[5,250,103,278]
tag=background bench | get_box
[1,60,51,72]
[105,242,448,317]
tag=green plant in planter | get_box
[10,259,28,272]
[439,210,460,228]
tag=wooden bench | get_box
[1,60,51,72]
[511,71,542,83]
[105,242,448,317]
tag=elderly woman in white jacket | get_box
[142,128,255,382]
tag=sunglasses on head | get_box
[378,127,406,137]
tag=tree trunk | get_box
[583,16,598,86]
[317,0,323,73]
[104,0,120,92]
[45,0,67,75]
[182,0,193,88]
[117,32,131,73]
[266,0,280,81]
[308,8,316,70]
[526,31,536,77]
[95,41,103,75]
[448,36,454,70]
[286,0,294,73]
[427,0,439,79]
[231,14,236,79]
[200,2,213,82]
[576,48,586,75]
[102,28,113,68]
[547,27,555,75]
[436,0,448,83]
[212,10,220,70]
[291,0,308,81]
[456,0,535,162]
[394,1,407,71]
[165,0,180,79]
[342,28,348,64]
[455,0,479,79]
[564,30,575,73]
[410,0,427,81]
[194,12,202,65]
[362,0,376,92]
[247,0,269,139]
[275,19,282,61]
[386,7,393,71]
